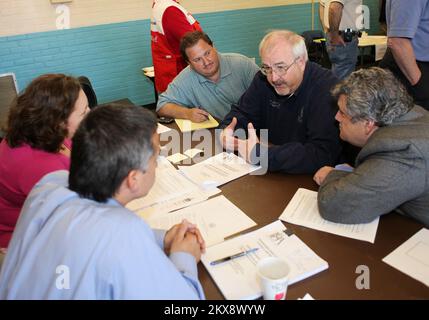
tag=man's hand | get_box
[187,108,210,123]
[220,117,239,151]
[237,122,259,163]
[165,220,206,256]
[169,221,204,262]
[313,166,335,186]
[328,31,345,47]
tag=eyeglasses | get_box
[260,58,299,77]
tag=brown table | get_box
[159,123,429,300]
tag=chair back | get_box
[0,73,19,137]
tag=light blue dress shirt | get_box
[156,52,260,119]
[0,171,205,300]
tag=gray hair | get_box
[259,30,308,62]
[332,67,413,126]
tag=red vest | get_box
[151,0,202,93]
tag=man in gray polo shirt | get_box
[156,31,259,122]
[380,0,429,110]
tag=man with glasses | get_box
[157,31,259,122]
[219,30,342,174]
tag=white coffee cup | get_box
[257,257,290,300]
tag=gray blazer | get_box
[318,105,429,226]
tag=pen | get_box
[210,248,259,266]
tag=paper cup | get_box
[257,257,290,300]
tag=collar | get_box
[107,197,123,207]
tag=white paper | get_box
[201,220,328,300]
[184,148,204,158]
[142,66,154,73]
[375,43,387,61]
[126,157,199,212]
[383,228,429,287]
[166,153,188,164]
[134,187,221,221]
[179,152,261,188]
[157,123,171,134]
[279,188,379,243]
[148,195,257,247]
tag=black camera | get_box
[340,28,362,42]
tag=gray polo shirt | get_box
[386,0,429,61]
[156,52,259,119]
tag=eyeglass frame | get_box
[260,57,300,77]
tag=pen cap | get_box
[257,257,290,300]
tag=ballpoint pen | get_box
[210,248,259,266]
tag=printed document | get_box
[179,152,261,188]
[201,220,328,300]
[279,188,379,243]
[126,157,201,216]
[147,195,257,247]
[383,228,429,287]
[132,187,221,221]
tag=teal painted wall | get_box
[0,2,380,106]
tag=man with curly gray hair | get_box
[314,67,429,226]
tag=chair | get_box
[0,73,19,138]
[301,30,331,69]
[78,76,98,109]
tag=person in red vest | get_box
[151,0,203,93]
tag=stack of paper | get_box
[179,152,261,189]
[175,115,219,132]
[201,220,328,300]
[126,157,214,219]
[279,188,379,243]
[147,195,257,247]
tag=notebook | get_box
[175,114,219,132]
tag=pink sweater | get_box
[0,139,71,248]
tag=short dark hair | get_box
[180,31,213,62]
[69,104,157,203]
[5,74,81,152]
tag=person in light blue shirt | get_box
[0,104,206,300]
[157,31,259,122]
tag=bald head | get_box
[259,30,308,62]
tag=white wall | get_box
[0,0,312,37]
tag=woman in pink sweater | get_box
[0,74,89,248]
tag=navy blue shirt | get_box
[221,61,341,174]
